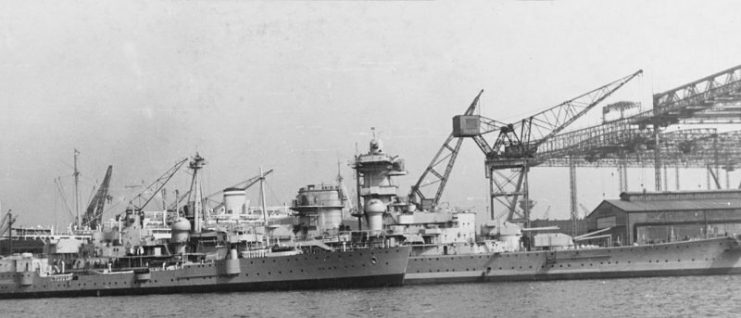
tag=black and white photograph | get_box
[1,0,740,317]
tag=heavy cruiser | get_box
[0,243,410,299]
[345,135,741,285]
[0,154,410,299]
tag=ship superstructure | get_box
[351,131,408,234]
[291,183,348,241]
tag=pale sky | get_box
[1,0,740,228]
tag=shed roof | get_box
[603,199,741,213]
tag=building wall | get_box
[586,202,629,245]
[587,204,741,245]
[587,191,741,246]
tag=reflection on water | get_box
[5,275,741,318]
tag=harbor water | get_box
[4,275,741,317]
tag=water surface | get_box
[6,275,741,317]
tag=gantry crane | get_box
[518,64,741,233]
[539,128,741,187]
[534,64,741,220]
[649,64,741,191]
[81,165,113,230]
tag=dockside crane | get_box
[477,70,643,226]
[410,70,642,227]
[81,165,113,230]
[407,90,504,211]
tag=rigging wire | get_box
[266,180,280,207]
[54,177,74,220]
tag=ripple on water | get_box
[5,276,741,317]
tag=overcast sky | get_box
[1,0,740,228]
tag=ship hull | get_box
[0,273,404,299]
[0,246,410,299]
[405,237,741,284]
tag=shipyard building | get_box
[586,190,741,245]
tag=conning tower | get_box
[352,129,407,232]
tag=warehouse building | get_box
[585,190,741,245]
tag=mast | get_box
[354,154,362,230]
[7,210,13,255]
[73,149,80,229]
[259,167,269,244]
[187,153,206,233]
[336,159,348,220]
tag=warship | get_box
[343,134,741,285]
[0,154,410,299]
[0,243,410,299]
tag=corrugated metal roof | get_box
[605,199,741,212]
[620,190,741,202]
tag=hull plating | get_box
[405,237,741,284]
[0,246,410,299]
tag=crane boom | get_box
[490,70,644,159]
[408,90,487,210]
[653,64,741,119]
[0,212,9,237]
[169,169,275,210]
[129,158,188,211]
[482,70,642,223]
[81,165,113,230]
